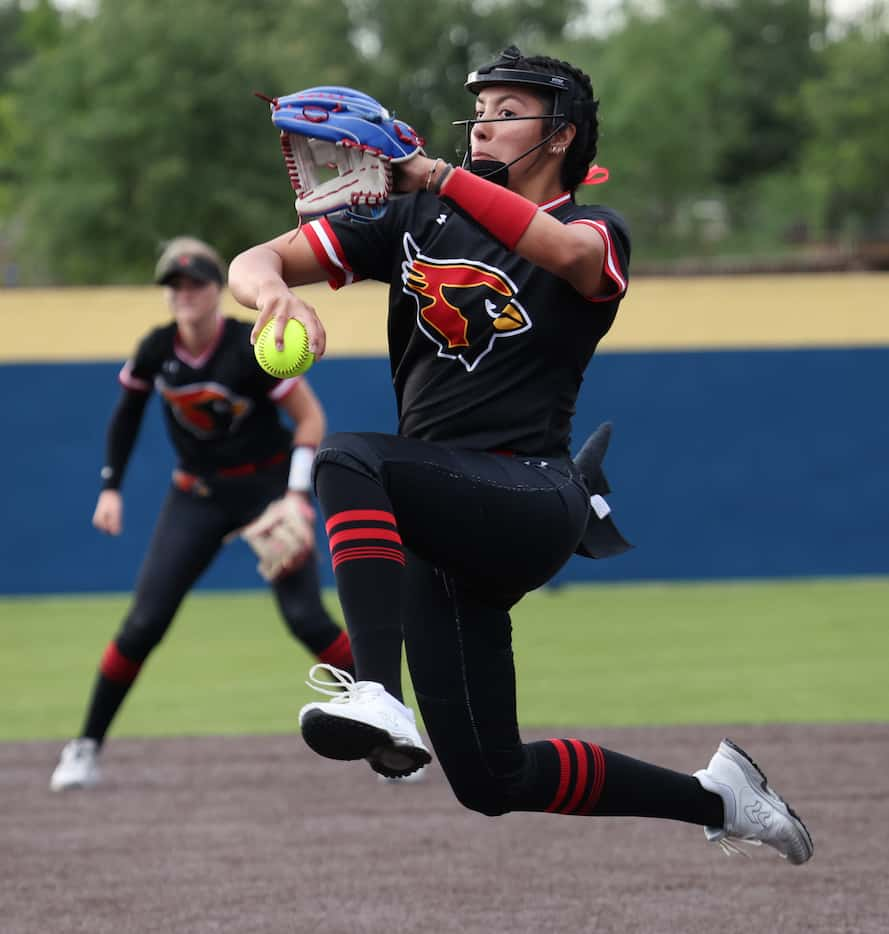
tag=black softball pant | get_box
[315,432,592,815]
[114,465,341,662]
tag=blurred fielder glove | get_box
[267,86,424,218]
[240,495,316,581]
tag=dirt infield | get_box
[3,723,886,934]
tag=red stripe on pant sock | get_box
[332,546,406,570]
[544,739,606,814]
[325,509,397,534]
[317,630,354,671]
[580,742,607,814]
[545,739,572,812]
[99,642,142,684]
[328,527,402,549]
[326,509,404,568]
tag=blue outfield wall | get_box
[1,346,887,595]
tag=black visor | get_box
[465,66,577,99]
[155,253,224,286]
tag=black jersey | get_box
[304,191,630,457]
[119,316,296,474]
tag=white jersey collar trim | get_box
[538,192,572,213]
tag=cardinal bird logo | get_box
[401,233,531,371]
[158,381,252,438]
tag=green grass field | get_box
[2,577,887,741]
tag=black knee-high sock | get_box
[315,462,406,701]
[80,642,144,747]
[514,740,724,826]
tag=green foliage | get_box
[562,1,742,252]
[0,1,65,222]
[799,24,889,239]
[9,0,352,283]
[3,0,888,280]
[6,0,581,283]
[710,0,824,185]
[2,578,887,740]
[341,0,584,161]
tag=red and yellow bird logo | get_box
[158,381,252,438]
[401,234,531,371]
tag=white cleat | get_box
[49,738,101,792]
[694,738,814,865]
[299,664,431,779]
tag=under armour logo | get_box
[436,214,447,225]
[744,801,772,830]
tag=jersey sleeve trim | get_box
[269,375,302,401]
[304,218,360,290]
[118,360,152,392]
[568,219,628,303]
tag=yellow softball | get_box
[254,319,315,378]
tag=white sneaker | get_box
[694,738,813,865]
[49,738,101,792]
[299,664,431,779]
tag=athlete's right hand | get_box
[93,489,123,536]
[250,282,327,359]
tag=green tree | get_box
[336,0,584,160]
[8,0,352,283]
[559,1,742,256]
[800,20,889,239]
[1,0,64,226]
[711,0,824,186]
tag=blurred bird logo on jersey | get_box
[401,234,531,371]
[158,381,252,438]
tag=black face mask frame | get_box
[454,63,587,187]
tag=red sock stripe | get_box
[99,642,142,684]
[563,739,591,814]
[545,739,572,812]
[328,526,403,550]
[317,630,354,670]
[332,546,406,570]
[544,739,605,815]
[325,509,397,534]
[579,743,606,814]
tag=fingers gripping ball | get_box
[254,319,315,378]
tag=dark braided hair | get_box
[483,46,599,191]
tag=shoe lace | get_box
[716,836,762,858]
[305,663,377,703]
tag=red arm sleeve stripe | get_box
[304,219,359,290]
[568,219,628,302]
[438,167,538,250]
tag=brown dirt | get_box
[2,723,886,934]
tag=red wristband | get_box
[438,167,538,250]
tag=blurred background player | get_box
[49,236,353,792]
[228,48,813,864]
